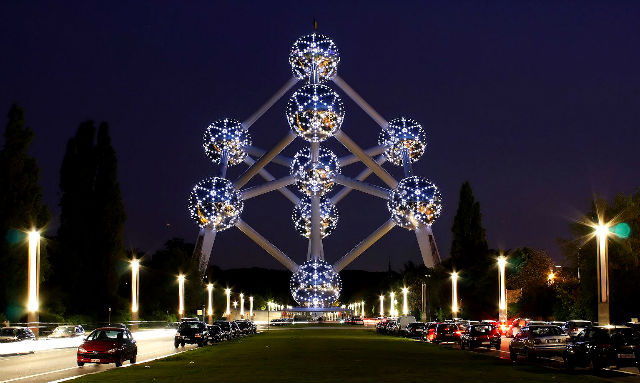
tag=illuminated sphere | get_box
[378,117,426,166]
[290,146,340,195]
[291,196,339,239]
[188,177,243,231]
[286,84,345,142]
[289,259,342,307]
[289,33,340,82]
[387,176,443,229]
[203,118,251,166]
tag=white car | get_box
[509,325,569,361]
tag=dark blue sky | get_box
[1,1,638,271]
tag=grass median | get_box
[73,328,607,383]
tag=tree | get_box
[506,247,556,318]
[52,121,126,318]
[0,104,50,321]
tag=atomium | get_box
[289,259,342,307]
[188,177,243,231]
[203,118,251,166]
[292,196,339,239]
[290,146,340,196]
[286,84,345,142]
[387,176,442,229]
[378,117,426,166]
[289,33,340,83]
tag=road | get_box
[0,330,196,383]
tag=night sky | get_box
[1,1,638,271]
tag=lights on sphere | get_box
[203,118,251,166]
[290,146,340,195]
[388,176,443,229]
[289,259,341,307]
[378,117,426,166]
[188,177,243,231]
[291,196,339,239]
[286,84,345,142]
[289,33,340,82]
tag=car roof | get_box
[94,327,126,331]
[593,325,631,329]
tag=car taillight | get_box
[455,330,462,335]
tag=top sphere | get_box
[286,84,345,142]
[387,176,442,230]
[378,117,426,166]
[188,177,243,231]
[289,33,340,83]
[203,119,251,166]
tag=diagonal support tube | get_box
[333,219,396,272]
[333,174,390,200]
[241,175,296,200]
[338,145,387,167]
[243,77,299,130]
[243,157,299,204]
[335,131,398,188]
[415,225,441,268]
[245,146,292,167]
[310,194,324,260]
[235,131,296,188]
[192,226,217,277]
[235,219,298,272]
[332,76,388,129]
[331,155,387,204]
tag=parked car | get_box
[460,324,501,350]
[174,320,209,347]
[376,318,390,333]
[422,322,438,342]
[345,316,364,325]
[48,325,85,339]
[563,320,593,337]
[213,320,233,339]
[0,327,35,343]
[507,318,531,337]
[234,320,257,335]
[403,322,426,338]
[385,320,400,335]
[564,325,640,373]
[77,327,137,367]
[230,321,241,337]
[206,325,225,343]
[509,325,569,361]
[428,323,461,344]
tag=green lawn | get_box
[74,328,608,383]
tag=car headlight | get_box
[78,347,87,353]
[107,348,119,354]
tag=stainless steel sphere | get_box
[290,259,342,308]
[387,176,442,229]
[203,118,251,166]
[378,117,426,166]
[286,84,345,142]
[289,33,340,83]
[188,177,243,231]
[291,196,339,239]
[290,146,340,196]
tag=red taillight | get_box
[455,330,462,336]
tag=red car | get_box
[77,327,137,367]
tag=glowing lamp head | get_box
[291,196,339,239]
[378,117,427,166]
[388,176,443,229]
[286,84,345,142]
[28,231,40,242]
[188,177,243,231]
[595,223,609,238]
[207,283,213,292]
[290,259,341,308]
[178,275,185,283]
[225,288,231,295]
[131,259,140,271]
[451,271,459,280]
[289,33,340,82]
[497,256,506,269]
[203,118,251,166]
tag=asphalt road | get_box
[0,331,196,383]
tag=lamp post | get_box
[27,231,40,336]
[402,287,409,316]
[361,301,365,318]
[207,283,214,324]
[224,288,231,316]
[451,271,459,317]
[379,295,384,317]
[178,275,185,318]
[595,223,610,325]
[240,293,245,317]
[497,256,507,322]
[389,292,396,317]
[131,259,140,326]
[249,296,253,318]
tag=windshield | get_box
[530,326,563,337]
[53,326,74,334]
[179,322,205,330]
[87,329,124,341]
[471,325,494,335]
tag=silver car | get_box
[562,320,592,337]
[509,325,569,361]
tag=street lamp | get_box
[402,287,409,316]
[240,293,245,317]
[207,283,214,322]
[389,292,396,317]
[178,274,185,317]
[497,256,507,322]
[595,222,610,325]
[361,301,365,318]
[379,295,384,317]
[451,271,459,317]
[131,259,140,322]
[224,288,231,316]
[27,230,40,336]
[547,271,555,285]
[249,296,253,317]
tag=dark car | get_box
[206,325,224,343]
[384,320,400,335]
[422,322,439,342]
[509,325,569,361]
[564,325,640,373]
[213,320,234,339]
[234,320,257,335]
[425,323,461,344]
[376,318,390,333]
[460,324,501,350]
[175,320,209,347]
[563,320,593,338]
[0,327,35,343]
[77,327,137,367]
[403,322,426,338]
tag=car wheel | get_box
[77,361,84,367]
[509,347,517,362]
[460,342,465,350]
[115,357,123,367]
[563,354,574,371]
[174,340,180,348]
[130,354,137,364]
[469,344,475,351]
[526,348,536,361]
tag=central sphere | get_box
[291,196,339,239]
[387,176,443,230]
[290,147,340,196]
[378,117,427,166]
[203,118,251,166]
[289,33,340,82]
[290,259,342,308]
[286,84,345,142]
[188,177,243,231]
